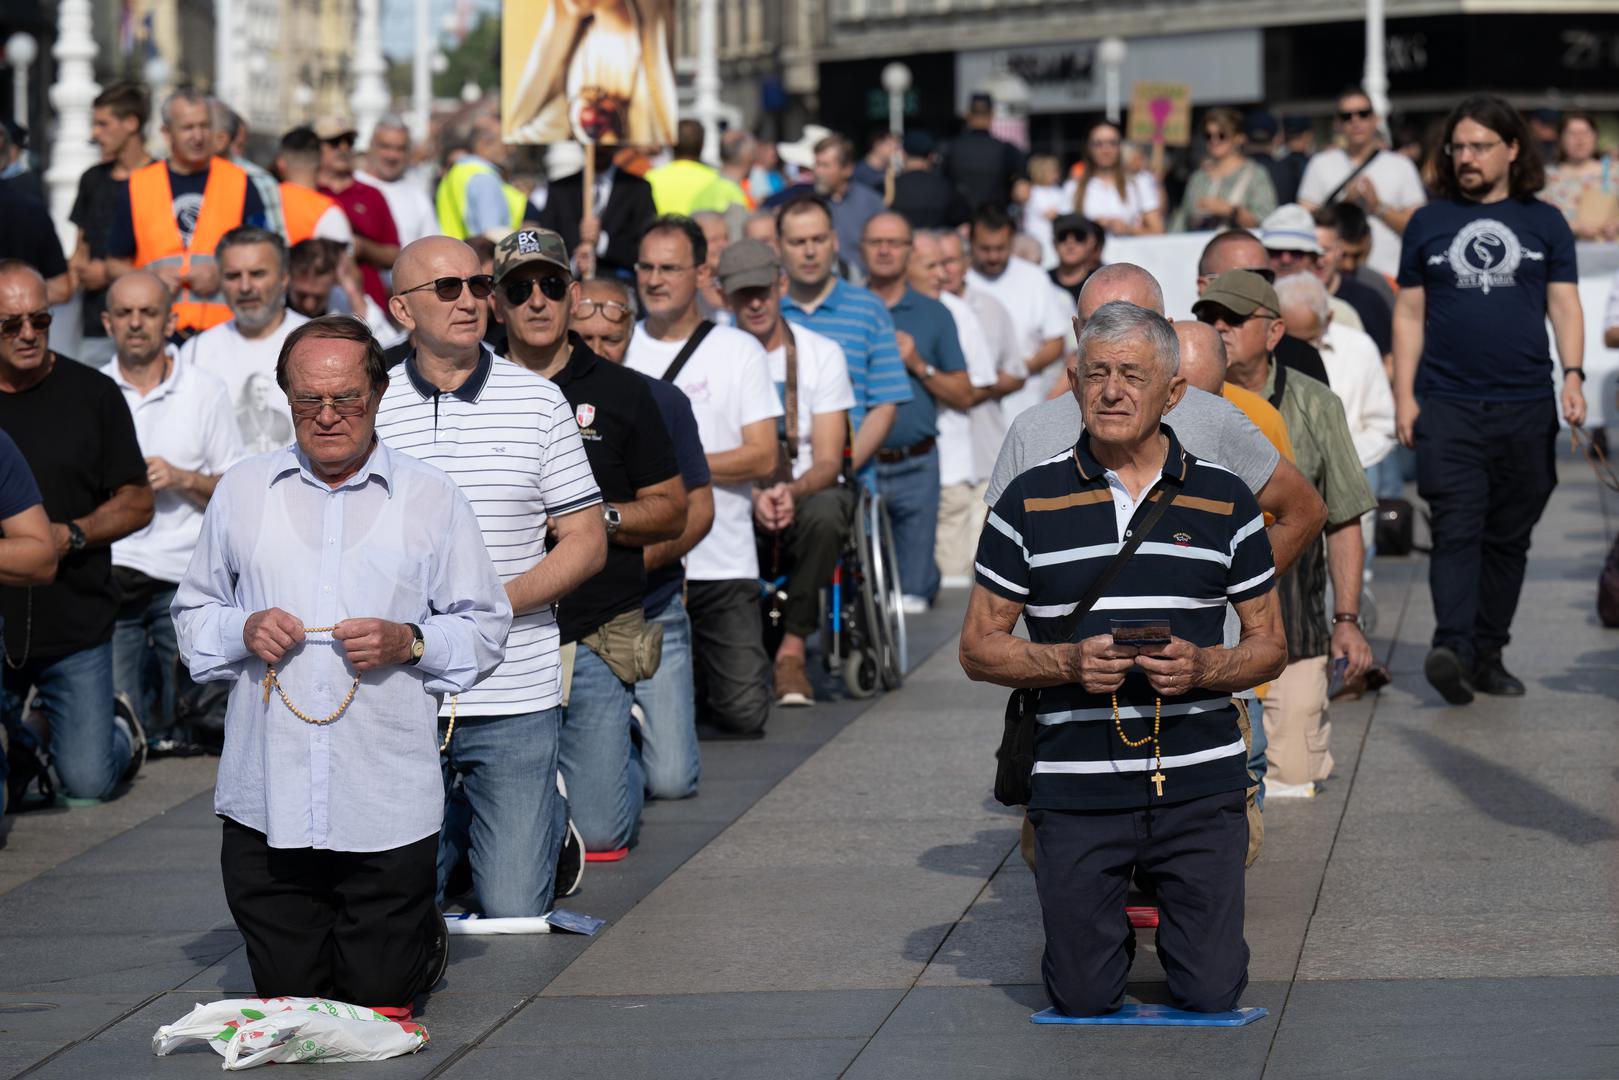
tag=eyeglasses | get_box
[0,311,51,337]
[1443,139,1504,159]
[397,275,495,302]
[287,391,373,418]
[502,275,570,306]
[1337,108,1375,122]
[572,298,631,323]
[1205,130,1231,143]
[634,261,696,278]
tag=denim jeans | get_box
[1245,696,1268,810]
[1,642,131,802]
[112,584,182,743]
[560,641,642,852]
[634,595,700,800]
[436,705,567,917]
[876,447,941,602]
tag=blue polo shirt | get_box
[782,277,912,433]
[883,285,967,450]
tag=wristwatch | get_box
[1332,612,1360,626]
[406,623,425,665]
[1562,366,1586,382]
[921,363,938,380]
[66,522,87,551]
[603,504,622,538]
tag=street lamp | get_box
[881,62,911,140]
[142,54,171,153]
[1099,35,1127,126]
[5,32,38,131]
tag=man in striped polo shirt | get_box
[376,236,607,918]
[961,301,1286,1018]
[777,194,912,477]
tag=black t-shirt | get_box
[549,334,679,643]
[890,170,971,230]
[0,184,67,281]
[1334,272,1392,356]
[1398,196,1578,402]
[0,357,146,659]
[941,130,1026,213]
[1049,267,1091,307]
[105,163,268,258]
[69,162,127,338]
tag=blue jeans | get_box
[876,447,941,602]
[112,584,181,743]
[635,595,700,799]
[437,706,567,917]
[1245,696,1267,810]
[560,641,642,852]
[1,642,131,802]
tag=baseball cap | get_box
[968,93,994,115]
[1051,214,1096,243]
[716,239,780,294]
[492,227,573,283]
[1282,115,1312,137]
[902,129,936,158]
[1243,109,1278,139]
[1192,270,1281,320]
[1260,203,1323,254]
[313,114,358,142]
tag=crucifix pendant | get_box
[1151,771,1166,797]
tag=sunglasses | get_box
[397,275,495,302]
[1195,306,1276,328]
[321,133,356,148]
[0,311,51,337]
[287,391,372,418]
[572,298,631,323]
[502,275,570,306]
[1205,130,1231,143]
[1337,108,1375,122]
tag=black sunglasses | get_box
[1337,108,1374,122]
[1195,305,1276,328]
[502,275,570,306]
[397,275,495,302]
[0,311,51,337]
[322,133,356,148]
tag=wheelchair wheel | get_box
[863,492,907,689]
[843,648,881,698]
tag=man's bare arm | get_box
[504,506,607,615]
[959,585,1135,691]
[790,411,847,502]
[645,484,713,572]
[0,505,58,586]
[850,403,895,472]
[612,475,687,547]
[53,481,152,554]
[1025,336,1065,376]
[1257,458,1327,575]
[707,418,779,485]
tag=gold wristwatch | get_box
[407,623,425,665]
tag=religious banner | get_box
[1127,81,1193,147]
[501,0,679,146]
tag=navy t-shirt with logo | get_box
[1397,196,1577,402]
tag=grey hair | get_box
[207,99,242,141]
[1076,300,1181,375]
[1274,272,1331,326]
[373,113,410,137]
[584,275,638,319]
[216,225,289,274]
[162,88,212,129]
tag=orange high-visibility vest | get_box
[130,157,248,333]
[280,182,340,246]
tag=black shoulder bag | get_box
[994,471,1184,807]
[659,320,715,385]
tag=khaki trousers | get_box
[1262,656,1333,786]
[935,481,988,581]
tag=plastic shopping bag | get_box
[152,997,428,1069]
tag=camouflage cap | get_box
[492,227,573,283]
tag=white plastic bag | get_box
[152,997,428,1069]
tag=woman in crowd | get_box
[1543,111,1617,240]
[1021,154,1070,267]
[1074,121,1163,236]
[1172,107,1278,231]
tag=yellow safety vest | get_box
[435,160,526,239]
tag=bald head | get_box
[1173,320,1228,395]
[389,237,486,358]
[1198,230,1268,283]
[393,236,480,293]
[107,269,173,311]
[1077,263,1165,322]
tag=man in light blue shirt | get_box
[174,314,510,1008]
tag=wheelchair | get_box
[759,482,907,698]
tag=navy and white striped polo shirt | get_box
[376,345,602,715]
[974,425,1276,810]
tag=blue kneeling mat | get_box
[1030,1005,1268,1027]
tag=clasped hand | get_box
[1065,634,1202,697]
[244,608,412,671]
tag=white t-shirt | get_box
[626,322,783,581]
[1319,321,1397,470]
[355,169,441,247]
[313,205,354,245]
[967,257,1072,422]
[177,310,310,456]
[962,286,1024,481]
[1297,148,1427,279]
[937,290,999,487]
[1079,172,1161,230]
[767,324,855,482]
[1022,183,1070,268]
[106,353,245,583]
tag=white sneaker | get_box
[1265,780,1317,799]
[901,595,930,615]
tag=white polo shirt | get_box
[626,322,782,582]
[375,346,601,715]
[106,352,245,584]
[937,290,1000,488]
[967,257,1071,422]
[767,323,855,482]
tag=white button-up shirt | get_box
[106,352,245,584]
[173,440,511,851]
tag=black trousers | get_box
[1030,789,1249,1017]
[220,818,439,1006]
[685,579,771,734]
[757,486,856,640]
[1415,396,1558,665]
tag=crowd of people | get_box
[0,76,1589,1018]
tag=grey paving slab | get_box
[1296,909,1619,980]
[443,1037,869,1080]
[1265,977,1619,1079]
[0,930,242,994]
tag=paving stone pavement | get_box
[1,455,1616,1078]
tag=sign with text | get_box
[1127,81,1192,146]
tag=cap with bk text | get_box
[715,239,780,294]
[493,227,573,283]
[1192,270,1281,320]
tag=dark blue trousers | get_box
[1414,396,1558,666]
[1030,789,1249,1017]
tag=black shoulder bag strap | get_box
[659,320,715,385]
[1322,149,1381,206]
[994,466,1186,807]
[1266,357,1288,411]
